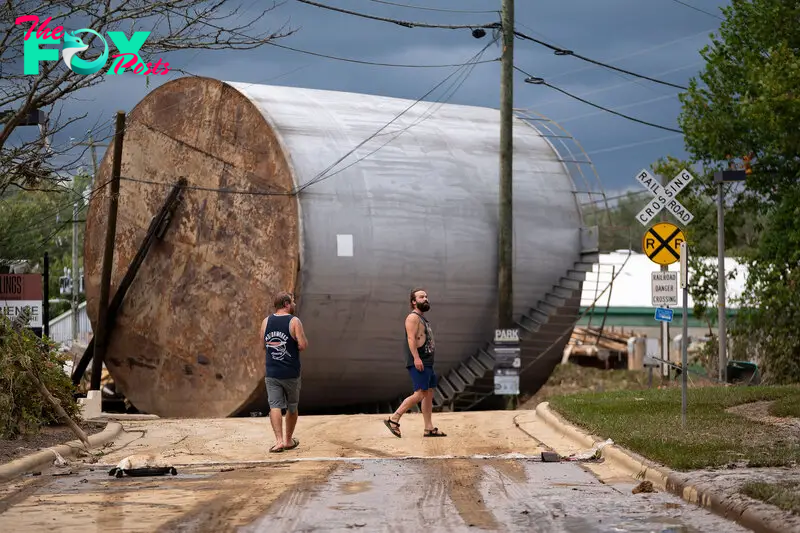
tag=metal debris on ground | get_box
[632,480,655,494]
[108,454,178,478]
[564,438,614,462]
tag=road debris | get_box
[108,454,178,478]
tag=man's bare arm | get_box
[405,314,423,368]
[291,317,309,351]
[259,317,267,346]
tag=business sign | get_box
[0,300,43,328]
[0,274,43,329]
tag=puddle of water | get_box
[339,481,371,495]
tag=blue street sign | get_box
[655,307,674,322]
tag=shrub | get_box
[0,312,81,439]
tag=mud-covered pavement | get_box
[0,411,752,532]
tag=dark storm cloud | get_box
[40,0,728,193]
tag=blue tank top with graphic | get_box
[264,314,301,379]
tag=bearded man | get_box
[383,288,447,438]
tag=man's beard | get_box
[416,301,430,312]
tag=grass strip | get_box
[548,385,800,471]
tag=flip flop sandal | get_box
[384,418,401,438]
[424,428,447,437]
[283,438,299,451]
[269,444,284,453]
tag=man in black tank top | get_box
[259,291,309,453]
[383,288,447,438]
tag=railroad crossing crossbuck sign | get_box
[634,168,695,226]
[643,222,686,266]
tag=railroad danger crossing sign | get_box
[652,271,678,306]
[643,222,686,266]
[634,168,695,226]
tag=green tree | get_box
[584,191,650,252]
[674,0,800,383]
[0,172,91,316]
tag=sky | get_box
[13,0,731,200]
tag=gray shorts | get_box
[265,376,301,413]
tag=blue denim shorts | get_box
[408,366,437,391]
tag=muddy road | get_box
[0,411,751,532]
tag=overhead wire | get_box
[540,28,713,84]
[109,41,494,199]
[293,40,496,194]
[265,40,498,68]
[586,134,684,156]
[364,0,498,14]
[557,93,681,124]
[293,0,499,29]
[667,0,725,21]
[513,30,689,91]
[532,61,703,110]
[1,176,116,260]
[295,0,692,93]
[514,66,683,134]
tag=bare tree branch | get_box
[0,0,295,193]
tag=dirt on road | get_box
[0,410,753,532]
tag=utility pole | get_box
[660,174,670,379]
[712,169,748,384]
[498,0,514,329]
[716,180,726,384]
[88,134,99,179]
[91,111,125,392]
[71,177,79,343]
[75,134,106,191]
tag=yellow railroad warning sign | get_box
[642,222,686,266]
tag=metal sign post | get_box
[635,168,694,383]
[713,170,747,385]
[493,328,520,407]
[680,241,689,428]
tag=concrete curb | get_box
[535,402,787,533]
[0,421,124,483]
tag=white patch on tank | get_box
[337,234,353,257]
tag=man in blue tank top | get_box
[383,288,447,438]
[259,291,308,453]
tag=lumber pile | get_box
[562,326,644,368]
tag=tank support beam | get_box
[71,178,187,386]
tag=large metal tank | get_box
[84,76,586,418]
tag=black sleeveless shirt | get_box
[403,312,435,368]
[264,314,301,379]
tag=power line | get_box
[585,134,684,156]
[513,30,689,91]
[541,28,713,84]
[515,66,684,134]
[294,0,689,95]
[266,40,499,68]
[295,41,495,194]
[557,93,680,124]
[365,0,498,14]
[667,0,724,20]
[294,0,499,29]
[120,176,292,196]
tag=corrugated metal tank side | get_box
[227,83,583,408]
